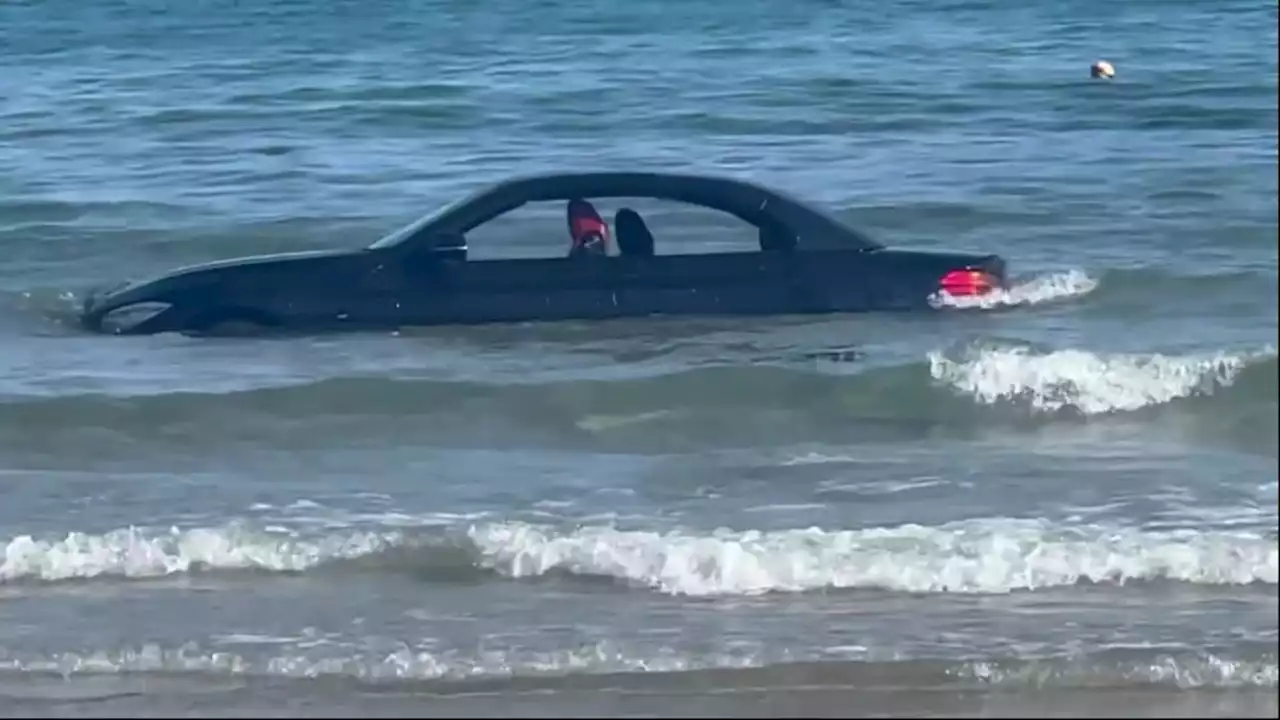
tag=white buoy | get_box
[1091,60,1115,79]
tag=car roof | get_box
[370,170,883,252]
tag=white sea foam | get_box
[930,269,1098,310]
[468,519,1277,596]
[0,640,752,682]
[959,652,1279,689]
[0,641,1271,690]
[5,519,1275,596]
[781,451,860,466]
[928,345,1273,414]
[0,525,398,583]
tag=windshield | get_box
[367,215,428,250]
[366,191,479,250]
[367,209,441,250]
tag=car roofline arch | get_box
[368,171,883,252]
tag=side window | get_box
[457,197,793,259]
[608,197,772,256]
[460,202,577,260]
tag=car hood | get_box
[116,248,363,288]
[165,248,365,278]
[84,248,371,312]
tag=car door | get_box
[353,243,454,327]
[613,250,826,317]
[384,242,628,326]
[447,256,625,323]
[792,248,887,312]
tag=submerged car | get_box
[79,171,1008,336]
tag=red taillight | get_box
[938,269,996,297]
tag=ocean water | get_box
[0,0,1277,716]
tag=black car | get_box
[79,171,1009,336]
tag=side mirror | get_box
[408,233,468,266]
[430,233,468,262]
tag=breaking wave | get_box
[3,343,1274,426]
[4,518,1275,595]
[928,344,1276,415]
[468,520,1278,595]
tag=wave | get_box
[931,269,1098,310]
[469,520,1278,596]
[0,642,1272,692]
[1,344,1271,446]
[0,198,196,233]
[4,518,1274,594]
[1088,267,1279,303]
[929,344,1276,415]
[932,266,1276,316]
